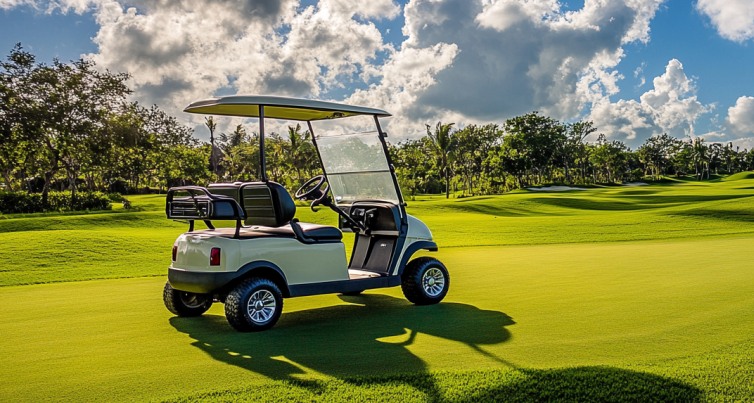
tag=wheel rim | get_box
[422,267,446,297]
[179,292,207,308]
[246,289,276,324]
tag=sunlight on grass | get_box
[1,178,753,401]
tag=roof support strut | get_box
[259,104,267,182]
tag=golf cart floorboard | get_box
[288,271,398,297]
[348,269,385,280]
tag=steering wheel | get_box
[294,175,331,211]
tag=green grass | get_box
[1,178,753,401]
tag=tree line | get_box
[0,45,207,205]
[392,117,754,198]
[3,45,754,208]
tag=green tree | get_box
[454,124,501,195]
[426,122,456,198]
[691,137,708,180]
[5,49,130,204]
[564,121,596,184]
[205,116,219,179]
[590,134,629,183]
[391,138,436,198]
[503,112,565,185]
[285,124,317,185]
[637,133,678,179]
[219,124,249,180]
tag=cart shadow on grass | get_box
[171,294,510,397]
[170,294,703,401]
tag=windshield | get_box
[314,131,400,205]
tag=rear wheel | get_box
[225,278,283,332]
[401,257,450,305]
[163,282,213,317]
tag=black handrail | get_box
[166,186,246,238]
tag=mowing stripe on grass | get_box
[1,237,752,401]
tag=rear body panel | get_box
[169,231,348,294]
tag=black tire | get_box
[225,277,283,332]
[401,257,450,305]
[163,282,213,317]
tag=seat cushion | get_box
[198,223,342,242]
[294,222,343,241]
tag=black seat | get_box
[289,221,342,241]
[208,181,341,243]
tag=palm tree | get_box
[426,122,456,198]
[205,116,219,178]
[219,124,247,179]
[692,137,707,180]
[286,124,308,183]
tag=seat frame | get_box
[167,181,341,242]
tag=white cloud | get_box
[588,59,710,146]
[79,0,667,142]
[0,0,100,14]
[0,0,34,9]
[346,42,460,137]
[475,0,560,32]
[327,0,400,20]
[728,137,754,151]
[640,59,707,129]
[726,96,754,135]
[15,0,739,149]
[633,62,646,88]
[696,0,754,42]
[76,0,401,136]
[363,0,664,130]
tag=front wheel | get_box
[401,257,450,305]
[225,278,283,332]
[163,282,213,316]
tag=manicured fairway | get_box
[1,178,753,401]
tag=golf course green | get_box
[1,175,753,401]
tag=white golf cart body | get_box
[171,213,434,296]
[164,95,447,331]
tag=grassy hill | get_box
[0,178,752,401]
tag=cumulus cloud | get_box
[327,0,400,20]
[0,0,85,13]
[71,0,404,137]
[696,0,754,42]
[588,59,710,146]
[358,0,665,130]
[346,42,460,135]
[11,0,733,148]
[726,96,754,135]
[0,0,34,9]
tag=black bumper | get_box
[168,268,240,294]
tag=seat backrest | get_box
[208,181,295,227]
[206,183,242,202]
[240,181,296,227]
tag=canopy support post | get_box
[259,105,268,182]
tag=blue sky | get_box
[1,0,754,148]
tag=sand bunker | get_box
[527,186,586,192]
[528,182,649,192]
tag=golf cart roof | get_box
[184,95,391,121]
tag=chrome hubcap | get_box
[422,267,445,297]
[246,289,276,324]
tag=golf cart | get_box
[163,95,449,331]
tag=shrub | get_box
[107,193,126,202]
[70,192,112,211]
[108,179,130,195]
[0,191,112,214]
